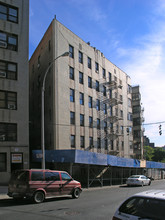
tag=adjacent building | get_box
[0,0,29,183]
[29,18,134,167]
[132,86,144,159]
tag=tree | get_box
[152,148,165,162]
[144,146,154,161]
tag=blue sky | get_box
[29,0,165,147]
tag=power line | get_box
[143,121,165,126]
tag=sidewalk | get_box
[0,185,8,199]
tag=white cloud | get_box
[116,1,165,146]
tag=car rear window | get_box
[31,171,44,181]
[10,170,29,182]
[119,196,165,219]
[129,175,140,178]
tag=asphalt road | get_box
[0,180,165,220]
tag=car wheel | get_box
[141,182,144,187]
[72,188,80,199]
[33,191,45,203]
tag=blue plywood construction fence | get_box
[32,149,165,169]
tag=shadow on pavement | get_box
[0,196,73,207]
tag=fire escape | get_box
[103,77,124,156]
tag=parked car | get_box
[126,175,151,186]
[112,190,165,220]
[8,169,82,203]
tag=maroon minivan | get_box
[8,169,82,203]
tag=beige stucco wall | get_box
[0,0,29,184]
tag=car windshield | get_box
[119,196,165,220]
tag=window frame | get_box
[79,71,83,84]
[69,66,74,80]
[70,88,75,102]
[0,90,17,110]
[0,153,7,172]
[0,2,18,23]
[0,31,18,51]
[69,45,74,58]
[70,135,75,148]
[79,92,84,105]
[0,60,17,80]
[0,122,17,142]
[79,51,83,64]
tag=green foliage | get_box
[144,146,154,161]
[144,146,165,162]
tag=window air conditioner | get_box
[8,104,16,110]
[0,135,5,141]
[0,71,6,78]
[0,41,7,48]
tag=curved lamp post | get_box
[41,51,69,169]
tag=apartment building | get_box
[0,0,29,183]
[132,86,144,159]
[29,18,133,166]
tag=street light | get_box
[41,51,69,169]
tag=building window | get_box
[105,139,108,150]
[120,110,123,118]
[70,89,74,102]
[122,141,124,150]
[96,99,100,111]
[69,45,74,58]
[110,140,114,150]
[79,92,84,105]
[70,135,75,148]
[95,62,99,72]
[97,118,100,129]
[128,112,132,121]
[127,84,132,93]
[96,80,99,92]
[109,72,112,82]
[0,60,17,80]
[110,106,113,116]
[80,136,85,148]
[103,86,106,96]
[103,103,107,114]
[0,153,7,171]
[121,126,124,134]
[102,68,106,78]
[97,138,101,149]
[79,71,83,84]
[0,90,17,110]
[89,116,93,128]
[80,114,84,126]
[0,31,17,51]
[0,3,18,23]
[115,108,118,116]
[104,121,107,132]
[128,98,131,107]
[79,51,83,64]
[88,76,92,88]
[109,89,112,99]
[88,96,92,108]
[70,111,75,125]
[0,123,17,141]
[88,57,91,69]
[89,137,93,148]
[69,66,74,80]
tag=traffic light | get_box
[159,125,162,135]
